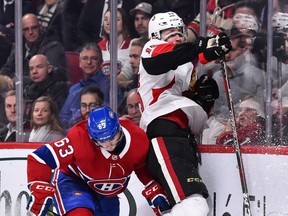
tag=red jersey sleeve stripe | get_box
[151,43,176,57]
[198,52,209,64]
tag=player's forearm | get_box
[135,165,156,186]
[27,154,53,184]
[142,43,199,75]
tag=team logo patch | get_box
[109,110,114,119]
[112,155,118,160]
[87,177,129,196]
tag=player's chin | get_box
[104,145,117,152]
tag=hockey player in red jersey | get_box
[26,106,170,216]
[137,12,232,215]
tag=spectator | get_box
[216,96,266,145]
[24,54,68,113]
[59,42,118,129]
[232,1,260,38]
[120,88,141,126]
[129,2,152,40]
[212,27,265,120]
[75,0,138,48]
[0,0,36,42]
[186,0,236,42]
[28,96,65,142]
[117,38,148,114]
[98,8,133,90]
[26,106,170,216]
[138,11,231,215]
[125,38,148,91]
[37,0,64,43]
[69,85,104,128]
[0,13,67,89]
[61,0,87,51]
[0,90,31,142]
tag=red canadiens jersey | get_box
[27,119,154,196]
[138,39,207,134]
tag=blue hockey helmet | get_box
[87,106,120,142]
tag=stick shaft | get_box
[221,58,252,216]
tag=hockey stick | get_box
[220,57,252,216]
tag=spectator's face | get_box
[22,15,41,45]
[129,45,142,74]
[29,55,52,84]
[80,93,102,120]
[79,49,102,76]
[234,6,257,17]
[237,105,258,127]
[161,27,185,44]
[5,95,16,124]
[225,37,246,62]
[32,101,51,127]
[134,12,150,37]
[103,11,123,35]
[126,91,141,125]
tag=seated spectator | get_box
[127,38,148,90]
[129,2,153,40]
[98,8,133,90]
[24,54,68,112]
[37,0,64,43]
[216,96,266,145]
[0,13,67,89]
[118,38,148,93]
[69,85,104,128]
[28,96,65,142]
[0,0,36,42]
[119,88,141,126]
[0,90,31,142]
[60,42,121,129]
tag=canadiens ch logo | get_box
[87,177,129,196]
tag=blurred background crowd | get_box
[0,0,287,145]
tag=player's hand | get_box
[26,181,55,216]
[142,181,170,216]
[198,33,232,64]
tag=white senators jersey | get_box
[138,39,207,134]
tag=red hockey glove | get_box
[198,32,232,64]
[142,181,170,216]
[26,181,55,216]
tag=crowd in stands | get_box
[0,0,287,146]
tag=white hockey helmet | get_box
[232,13,259,33]
[272,12,288,31]
[148,11,185,40]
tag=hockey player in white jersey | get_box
[138,11,232,215]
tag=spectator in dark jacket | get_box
[24,54,68,113]
[0,13,67,89]
[37,0,64,44]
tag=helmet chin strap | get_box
[162,31,184,41]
